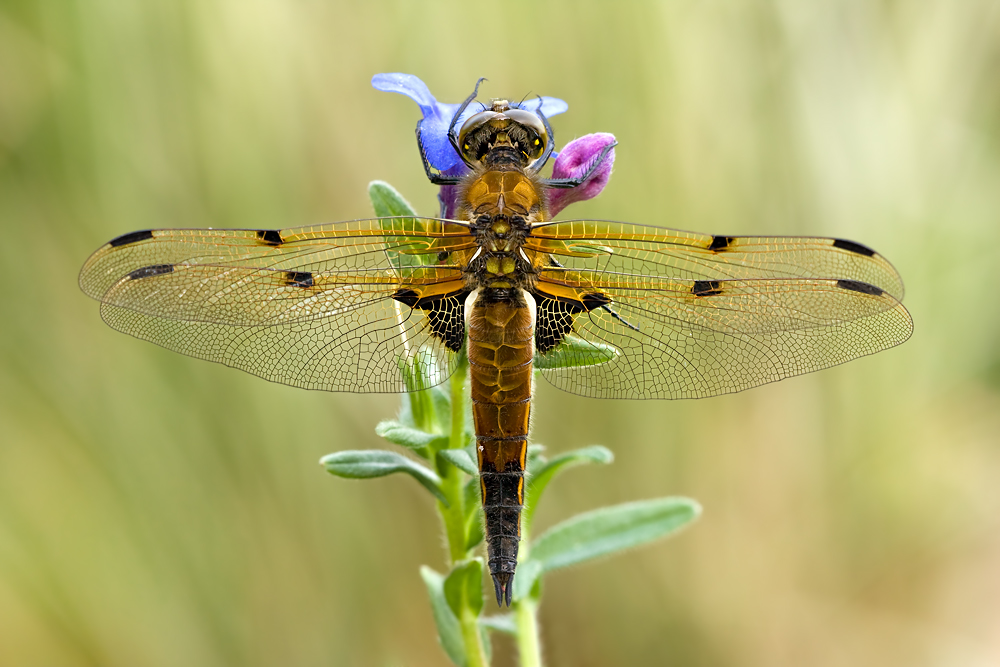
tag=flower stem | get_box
[434,355,488,667]
[438,356,470,563]
[515,597,543,667]
[515,498,543,665]
[459,606,488,667]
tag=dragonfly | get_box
[79,76,913,607]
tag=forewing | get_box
[530,223,912,399]
[527,220,905,300]
[80,218,475,393]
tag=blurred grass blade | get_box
[439,448,478,476]
[516,497,700,599]
[443,558,485,618]
[376,420,448,453]
[524,445,614,529]
[534,335,617,369]
[420,566,467,667]
[321,450,448,505]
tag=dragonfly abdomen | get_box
[467,290,534,607]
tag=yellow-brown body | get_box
[467,292,533,600]
[461,158,546,604]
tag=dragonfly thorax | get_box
[460,167,544,295]
[466,246,534,293]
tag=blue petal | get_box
[373,73,570,172]
[515,97,569,119]
[371,73,437,115]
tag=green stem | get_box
[515,597,543,667]
[435,355,488,667]
[438,357,470,564]
[459,606,488,667]
[513,525,543,667]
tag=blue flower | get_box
[372,73,568,173]
[372,73,615,218]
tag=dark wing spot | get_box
[581,292,612,310]
[692,280,723,296]
[708,235,733,251]
[437,251,450,262]
[532,291,614,352]
[284,271,314,287]
[391,289,469,352]
[532,294,581,353]
[836,279,883,296]
[256,229,283,246]
[425,293,469,352]
[128,264,173,280]
[832,238,876,257]
[110,230,154,247]
[391,288,421,308]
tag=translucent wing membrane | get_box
[81,216,911,398]
[80,218,476,393]
[528,220,905,300]
[529,220,912,399]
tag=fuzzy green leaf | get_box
[397,355,441,410]
[431,385,451,429]
[463,478,481,520]
[523,445,614,529]
[321,450,448,505]
[512,559,544,602]
[527,444,546,470]
[444,559,484,618]
[369,179,419,218]
[463,478,485,550]
[376,421,448,452]
[515,497,700,599]
[534,335,617,370]
[465,514,485,551]
[480,614,517,636]
[370,181,437,272]
[439,448,478,476]
[420,566,467,666]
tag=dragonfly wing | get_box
[531,240,912,400]
[527,220,906,301]
[81,219,475,393]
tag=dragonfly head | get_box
[458,100,548,168]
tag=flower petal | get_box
[548,133,616,217]
[516,97,569,120]
[371,73,437,114]
[437,165,468,219]
[373,73,571,174]
[418,106,467,172]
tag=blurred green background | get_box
[2,1,999,665]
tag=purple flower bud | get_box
[436,166,466,220]
[547,133,616,217]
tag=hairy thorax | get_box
[459,164,546,295]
